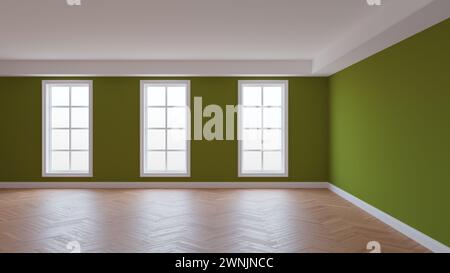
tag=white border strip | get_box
[329,184,450,253]
[0,60,312,77]
[139,80,191,177]
[0,182,329,189]
[42,80,94,177]
[0,181,447,252]
[237,80,289,177]
[1,1,448,77]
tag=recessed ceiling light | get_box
[66,0,81,6]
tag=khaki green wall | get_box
[330,19,450,246]
[1,19,449,248]
[0,77,329,182]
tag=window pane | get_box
[242,151,262,172]
[71,108,89,128]
[167,86,186,106]
[263,151,283,171]
[239,81,286,176]
[51,86,70,106]
[71,86,89,106]
[147,108,166,128]
[141,81,190,175]
[263,129,282,150]
[242,107,261,128]
[242,129,261,150]
[263,107,282,128]
[146,151,166,172]
[263,86,282,106]
[147,86,165,106]
[71,129,89,150]
[167,151,186,172]
[45,82,92,176]
[51,108,69,128]
[51,151,70,171]
[51,130,69,150]
[147,129,165,150]
[167,129,186,150]
[242,86,261,106]
[167,107,186,128]
[71,151,89,171]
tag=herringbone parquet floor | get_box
[0,189,428,253]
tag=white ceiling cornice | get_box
[0,60,312,77]
[0,0,448,77]
[313,0,450,75]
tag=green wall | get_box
[330,19,450,246]
[1,19,449,247]
[0,77,329,182]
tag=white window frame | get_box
[42,80,93,177]
[140,80,191,177]
[238,80,288,177]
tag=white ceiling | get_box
[0,0,448,76]
[0,0,383,60]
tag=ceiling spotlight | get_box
[66,0,81,6]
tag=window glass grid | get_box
[243,127,282,129]
[241,106,282,108]
[51,127,89,129]
[51,106,89,108]
[44,81,92,176]
[51,150,89,152]
[142,82,189,176]
[147,106,185,108]
[239,81,287,176]
[146,127,185,129]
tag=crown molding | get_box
[0,60,312,77]
[0,1,448,77]
[313,0,450,75]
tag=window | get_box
[140,80,190,176]
[42,80,93,176]
[238,80,288,176]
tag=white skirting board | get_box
[329,184,450,253]
[0,181,329,189]
[0,181,448,252]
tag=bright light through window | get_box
[42,80,93,176]
[140,81,190,176]
[238,80,288,176]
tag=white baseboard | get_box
[0,181,329,189]
[1,181,447,253]
[329,184,450,253]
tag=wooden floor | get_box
[0,189,428,253]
